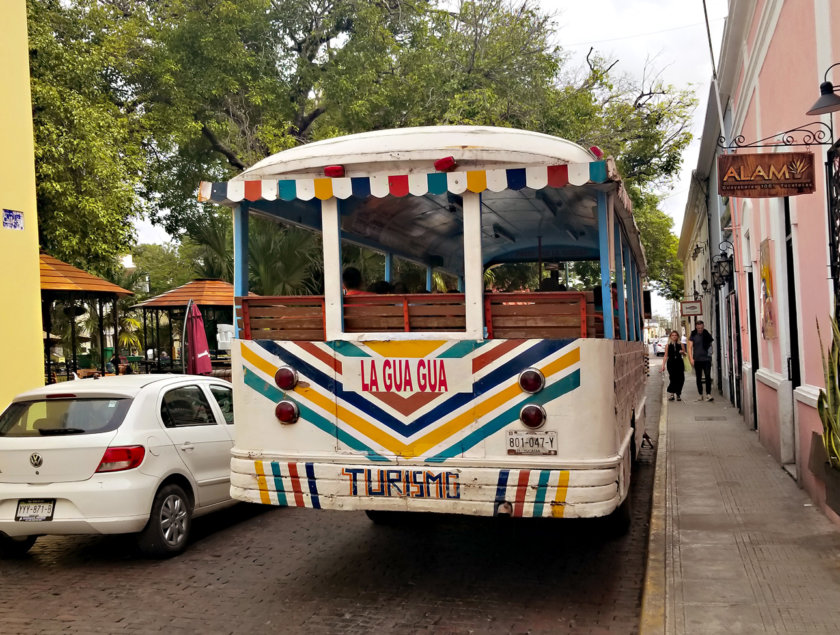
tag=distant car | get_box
[0,374,236,558]
[653,337,668,356]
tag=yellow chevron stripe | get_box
[254,460,271,504]
[363,340,447,358]
[551,470,570,518]
[240,340,580,458]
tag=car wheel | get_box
[138,484,192,558]
[0,534,37,558]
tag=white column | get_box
[462,191,484,338]
[321,198,343,340]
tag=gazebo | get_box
[40,253,133,382]
[131,279,236,373]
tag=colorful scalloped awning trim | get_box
[198,161,608,204]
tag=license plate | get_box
[15,499,55,522]
[507,430,557,455]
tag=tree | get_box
[28,0,146,273]
[30,0,693,293]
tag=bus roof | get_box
[200,126,645,276]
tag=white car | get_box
[653,337,669,356]
[0,374,236,558]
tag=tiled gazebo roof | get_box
[132,279,237,309]
[40,253,133,297]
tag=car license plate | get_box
[15,499,55,522]
[507,430,557,455]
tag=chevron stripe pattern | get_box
[239,337,582,463]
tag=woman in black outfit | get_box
[660,330,685,401]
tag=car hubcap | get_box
[159,494,188,547]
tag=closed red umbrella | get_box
[186,303,212,375]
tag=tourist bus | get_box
[199,126,647,527]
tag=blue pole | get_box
[384,252,393,283]
[624,245,636,342]
[596,191,613,339]
[613,223,627,341]
[426,267,433,292]
[233,203,249,338]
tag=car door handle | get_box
[179,442,195,452]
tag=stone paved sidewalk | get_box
[645,380,840,634]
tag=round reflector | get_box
[518,368,545,393]
[274,367,298,390]
[520,404,546,429]
[274,400,299,424]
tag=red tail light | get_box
[96,446,145,472]
[518,369,545,393]
[274,367,298,390]
[520,404,547,429]
[275,401,299,424]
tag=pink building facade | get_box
[682,0,840,521]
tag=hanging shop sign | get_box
[717,151,815,198]
[680,300,703,316]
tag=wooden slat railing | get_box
[237,291,602,341]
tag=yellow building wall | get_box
[0,1,43,409]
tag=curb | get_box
[639,381,668,634]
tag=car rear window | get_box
[0,398,132,437]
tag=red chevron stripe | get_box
[287,463,305,507]
[296,341,342,374]
[514,469,531,517]
[472,339,524,373]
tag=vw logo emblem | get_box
[29,453,43,468]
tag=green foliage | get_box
[28,0,146,272]
[817,318,840,469]
[30,0,693,295]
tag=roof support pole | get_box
[98,298,106,376]
[232,203,249,338]
[633,262,643,341]
[426,267,433,292]
[462,191,485,339]
[113,296,119,365]
[614,224,627,341]
[321,197,343,340]
[597,191,614,339]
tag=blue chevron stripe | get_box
[243,368,391,463]
[426,370,581,463]
[254,338,576,438]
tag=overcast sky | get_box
[134,1,729,314]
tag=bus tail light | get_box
[518,369,545,393]
[519,404,546,429]
[275,401,299,424]
[275,367,298,390]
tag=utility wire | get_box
[564,16,725,47]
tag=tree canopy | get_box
[29,0,694,294]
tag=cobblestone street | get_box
[0,367,660,635]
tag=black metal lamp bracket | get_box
[717,122,834,150]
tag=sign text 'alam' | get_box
[717,152,815,198]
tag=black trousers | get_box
[694,359,712,395]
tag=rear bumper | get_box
[230,457,624,518]
[0,474,156,538]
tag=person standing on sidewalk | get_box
[660,330,685,401]
[688,320,714,401]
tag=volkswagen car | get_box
[0,374,236,558]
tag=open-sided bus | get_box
[199,126,647,525]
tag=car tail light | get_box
[96,446,145,472]
[275,400,299,424]
[275,367,298,390]
[518,368,545,393]
[520,404,546,429]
